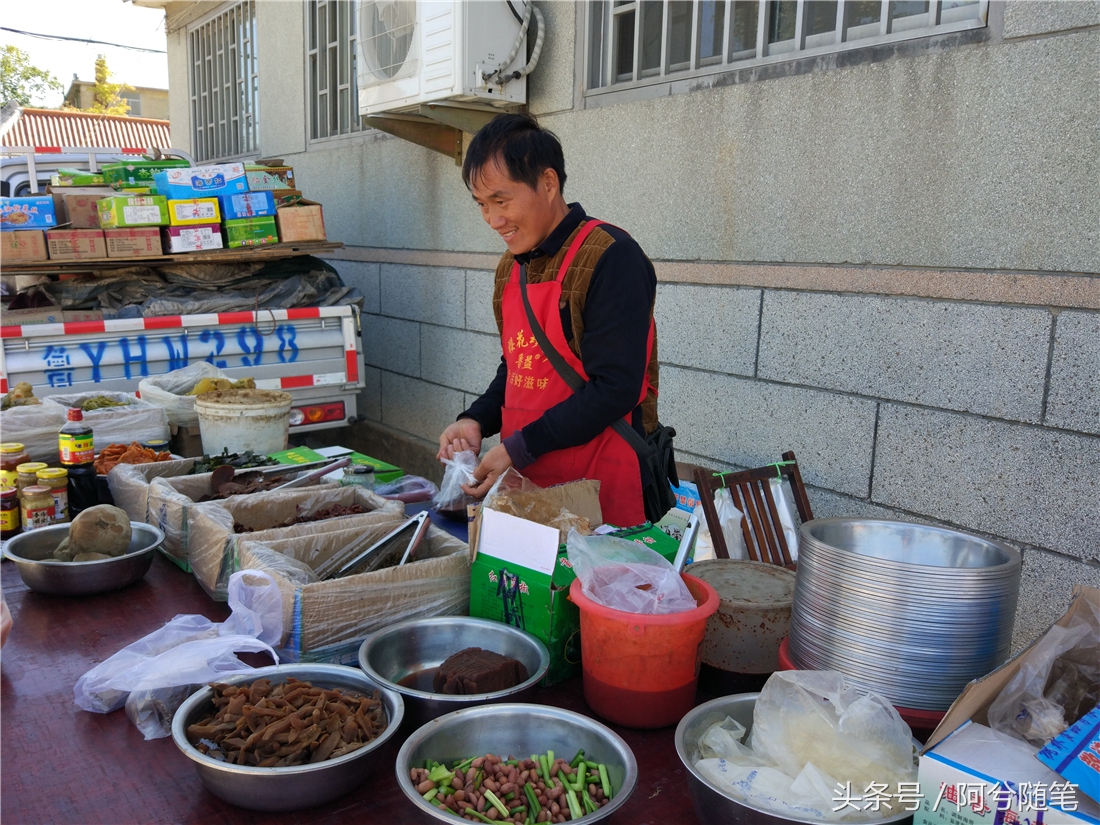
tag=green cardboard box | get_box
[102,159,189,189]
[266,447,403,484]
[225,216,278,248]
[96,195,169,228]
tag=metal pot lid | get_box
[689,560,795,608]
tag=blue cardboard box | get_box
[153,163,248,201]
[1,196,57,231]
[220,190,276,220]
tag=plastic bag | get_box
[138,362,230,428]
[713,488,748,561]
[0,404,67,463]
[770,477,801,561]
[376,475,439,503]
[566,529,698,614]
[73,570,282,739]
[693,670,917,822]
[434,450,477,512]
[41,391,170,451]
[987,595,1100,746]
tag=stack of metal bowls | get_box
[788,518,1021,712]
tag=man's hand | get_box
[461,443,513,498]
[438,418,484,460]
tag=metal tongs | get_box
[317,510,431,580]
[672,513,701,574]
[269,458,350,492]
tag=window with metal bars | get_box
[308,0,363,141]
[188,1,259,162]
[587,0,987,91]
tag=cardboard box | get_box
[105,457,196,524]
[225,216,278,248]
[468,480,603,685]
[238,521,469,664]
[0,230,48,262]
[275,199,326,242]
[97,195,169,228]
[272,188,303,202]
[182,485,405,600]
[274,446,405,484]
[1,196,57,231]
[153,163,248,201]
[1037,705,1100,801]
[46,229,106,260]
[51,171,106,187]
[220,190,276,221]
[2,303,63,325]
[162,223,223,253]
[50,187,115,229]
[917,586,1100,825]
[62,309,104,323]
[104,227,162,257]
[244,163,294,190]
[167,198,221,226]
[101,159,188,189]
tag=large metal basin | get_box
[397,703,637,824]
[675,693,915,824]
[171,663,404,811]
[358,616,549,729]
[3,521,163,596]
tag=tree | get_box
[89,55,132,115]
[0,45,62,108]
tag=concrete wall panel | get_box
[257,1,306,157]
[873,405,1100,559]
[660,367,877,496]
[465,269,499,335]
[759,293,1052,421]
[360,365,382,422]
[656,284,759,374]
[380,264,466,327]
[362,314,419,377]
[421,325,502,395]
[1004,0,1100,39]
[1044,310,1100,435]
[334,261,380,314]
[1014,548,1100,651]
[381,373,464,444]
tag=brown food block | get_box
[433,647,529,695]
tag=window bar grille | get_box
[189,1,257,162]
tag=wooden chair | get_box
[692,450,814,568]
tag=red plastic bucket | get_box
[569,573,719,729]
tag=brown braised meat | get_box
[433,647,529,695]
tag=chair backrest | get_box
[692,450,814,568]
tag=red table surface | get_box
[1,553,706,825]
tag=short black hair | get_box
[462,112,567,194]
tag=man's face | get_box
[470,158,562,255]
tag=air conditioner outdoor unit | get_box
[356,0,531,117]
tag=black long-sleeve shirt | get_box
[460,204,657,467]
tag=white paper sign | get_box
[477,507,560,577]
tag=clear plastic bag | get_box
[41,391,170,450]
[713,488,748,561]
[434,450,478,512]
[73,570,283,739]
[376,475,439,503]
[566,529,698,614]
[693,670,917,822]
[987,595,1100,746]
[138,362,230,428]
[770,477,801,561]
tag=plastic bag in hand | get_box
[566,529,698,614]
[73,570,282,738]
[987,595,1100,746]
[434,450,477,512]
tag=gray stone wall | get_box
[344,256,1100,652]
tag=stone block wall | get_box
[337,254,1100,652]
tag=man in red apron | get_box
[437,114,659,527]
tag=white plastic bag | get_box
[770,477,801,561]
[433,450,477,512]
[693,671,917,822]
[713,488,748,561]
[138,361,230,428]
[566,528,698,614]
[74,570,282,739]
[42,391,170,451]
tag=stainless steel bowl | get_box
[171,663,404,811]
[675,693,914,824]
[2,521,164,596]
[358,616,550,729]
[397,703,637,824]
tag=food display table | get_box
[0,551,701,824]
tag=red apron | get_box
[499,220,653,527]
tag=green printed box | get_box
[102,159,189,189]
[97,195,169,228]
[225,216,278,248]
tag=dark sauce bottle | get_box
[58,408,98,518]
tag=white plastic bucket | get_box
[194,390,293,456]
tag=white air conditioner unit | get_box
[356,0,529,117]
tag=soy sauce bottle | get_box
[59,408,98,518]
